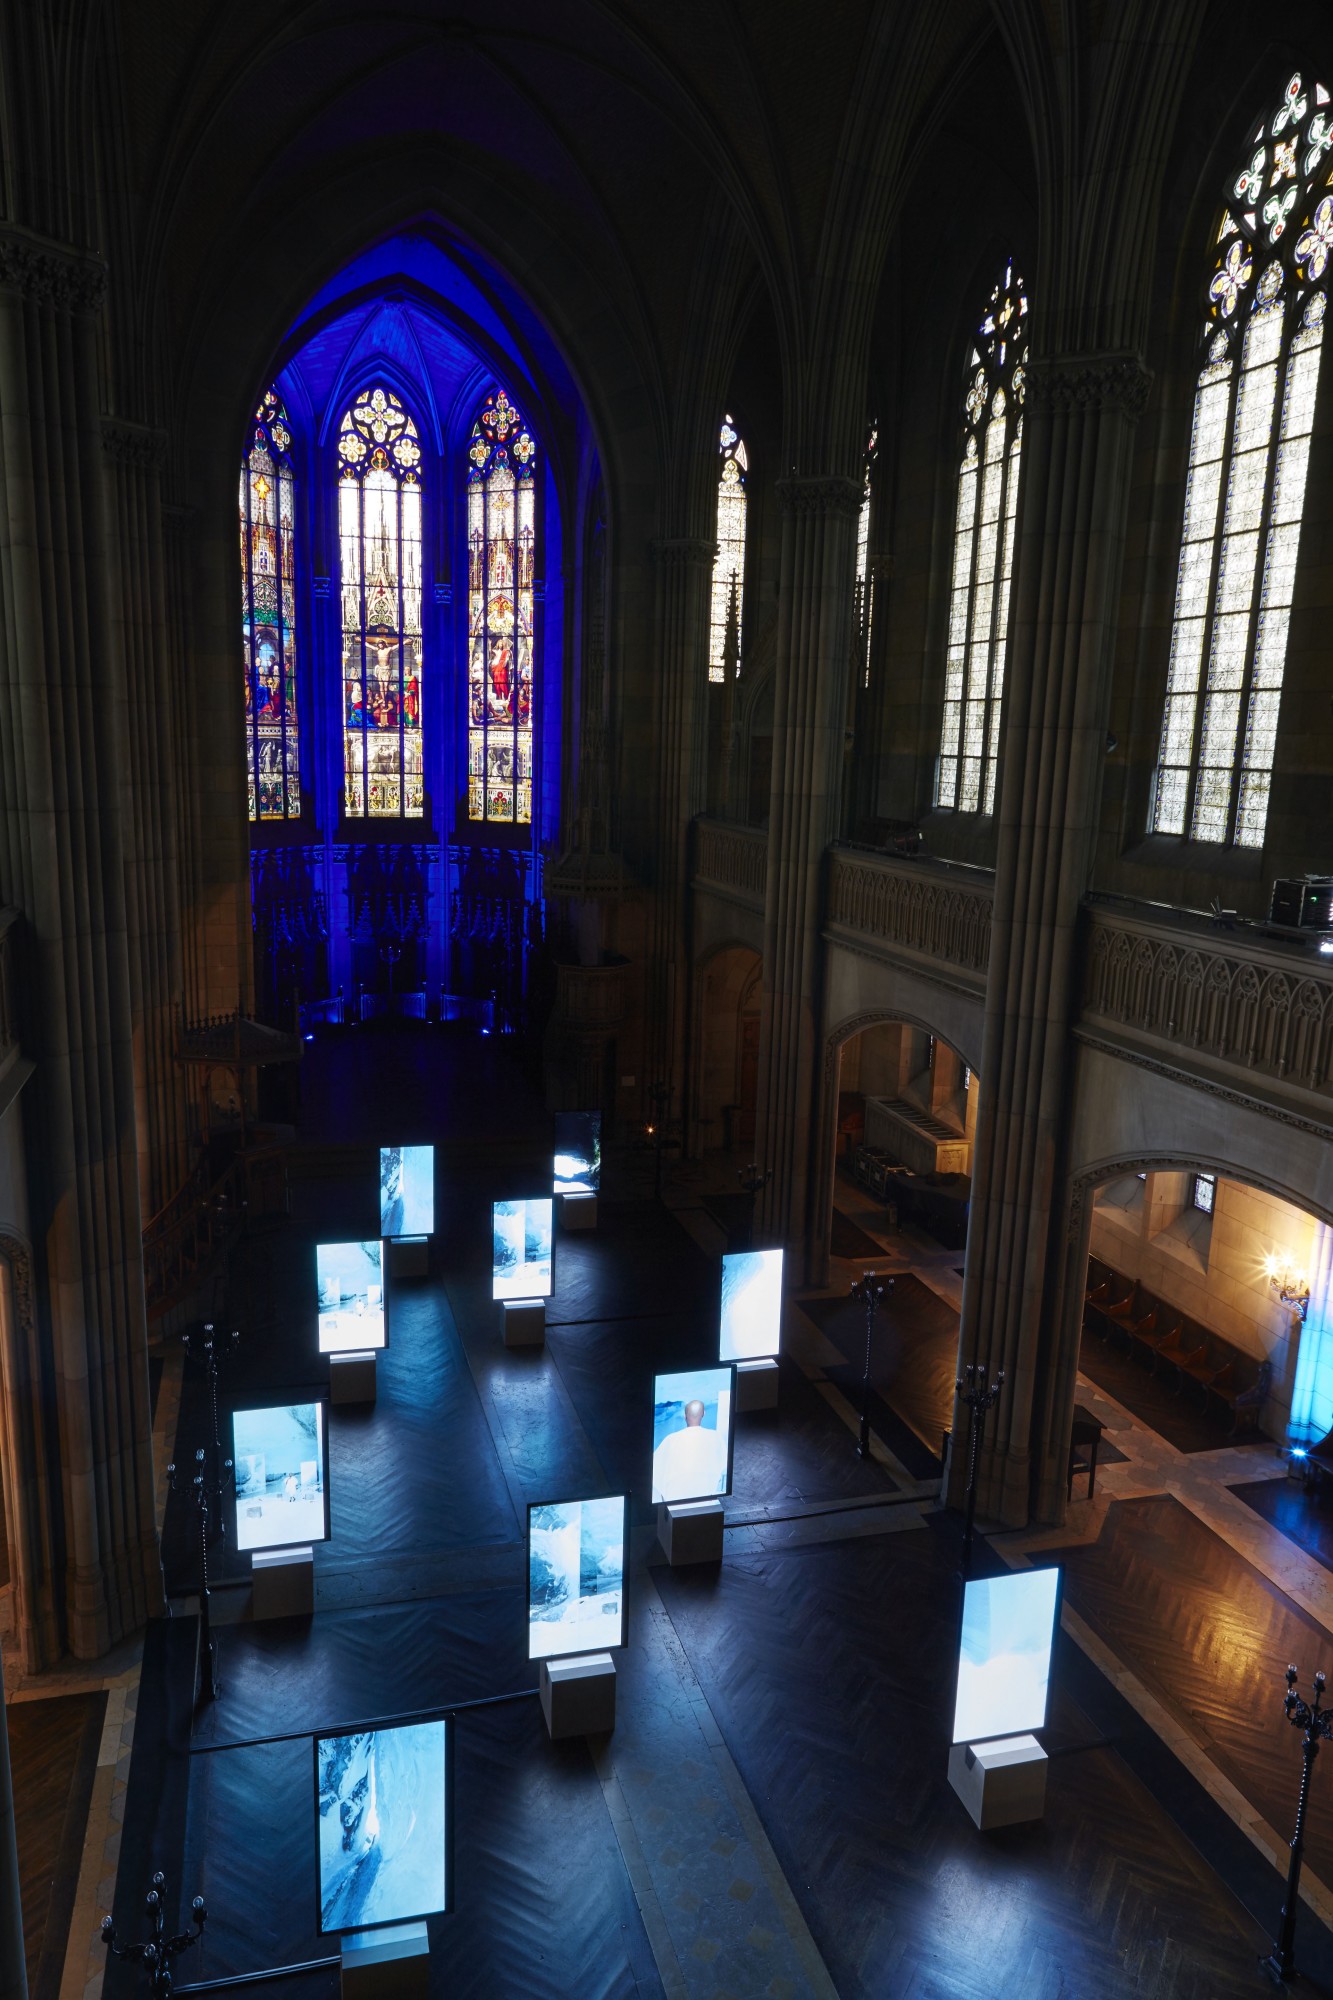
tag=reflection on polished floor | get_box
[10,1027,1333,1998]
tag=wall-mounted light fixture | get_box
[1266,1253,1311,1321]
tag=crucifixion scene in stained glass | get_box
[708,417,747,683]
[467,388,537,824]
[338,385,425,820]
[240,390,299,821]
[1152,71,1331,849]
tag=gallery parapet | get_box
[693,819,767,907]
[825,845,993,981]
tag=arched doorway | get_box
[831,1017,979,1263]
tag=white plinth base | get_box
[948,1734,1047,1830]
[502,1298,546,1346]
[341,1920,430,2000]
[330,1350,378,1404]
[559,1192,598,1231]
[539,1652,616,1738]
[656,1499,724,1565]
[388,1235,429,1277]
[735,1357,780,1411]
[251,1545,314,1621]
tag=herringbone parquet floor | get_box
[9,1691,106,2000]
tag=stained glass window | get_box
[708,417,748,682]
[467,388,537,824]
[1152,73,1331,848]
[338,386,424,819]
[1192,1173,1216,1214]
[240,390,299,820]
[934,262,1028,814]
[856,423,879,689]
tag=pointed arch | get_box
[708,416,748,683]
[240,389,300,820]
[1152,70,1332,848]
[337,384,425,820]
[466,386,538,825]
[934,261,1028,815]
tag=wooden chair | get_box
[1153,1323,1202,1386]
[1209,1358,1272,1438]
[1125,1306,1159,1360]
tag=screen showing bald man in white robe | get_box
[651,1366,734,1505]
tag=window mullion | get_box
[1179,354,1242,841]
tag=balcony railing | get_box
[693,819,767,907]
[826,847,993,982]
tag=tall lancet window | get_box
[1152,72,1331,847]
[856,422,879,689]
[934,262,1028,815]
[708,417,748,682]
[467,388,537,824]
[337,386,424,819]
[240,390,299,820]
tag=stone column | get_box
[755,476,861,1275]
[0,224,161,1654]
[955,353,1151,1526]
[0,1636,25,2000]
[643,538,713,1115]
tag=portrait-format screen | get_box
[316,1240,386,1353]
[380,1145,434,1239]
[719,1248,784,1362]
[527,1495,628,1660]
[553,1111,602,1196]
[491,1198,554,1301]
[316,1720,449,1934]
[952,1566,1061,1745]
[651,1366,735,1505]
[232,1401,329,1554]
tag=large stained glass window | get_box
[240,390,299,820]
[467,388,537,823]
[1152,73,1331,847]
[338,386,424,819]
[708,417,747,682]
[856,422,879,689]
[934,262,1028,815]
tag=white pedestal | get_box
[330,1350,377,1404]
[388,1235,429,1277]
[502,1298,546,1346]
[539,1652,616,1738]
[559,1192,598,1231]
[340,1920,430,2000]
[251,1545,314,1621]
[735,1357,780,1411]
[948,1734,1047,1830]
[656,1499,724,1565]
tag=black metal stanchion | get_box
[956,1361,1004,1577]
[849,1271,893,1460]
[167,1449,228,1703]
[102,1871,206,1999]
[737,1163,772,1251]
[1262,1663,1333,1983]
[181,1323,240,1543]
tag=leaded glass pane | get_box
[467,388,538,824]
[709,419,747,682]
[241,392,300,821]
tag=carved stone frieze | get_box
[651,537,716,567]
[0,225,107,314]
[826,851,993,975]
[693,818,767,902]
[1025,351,1154,421]
[775,475,863,519]
[101,419,168,472]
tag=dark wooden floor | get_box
[1232,1474,1333,1576]
[800,1271,957,1471]
[10,1690,106,2000]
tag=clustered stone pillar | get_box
[755,475,861,1275]
[0,224,161,1655]
[0,1636,26,2000]
[644,537,714,1116]
[955,353,1152,1526]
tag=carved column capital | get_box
[101,419,168,472]
[651,536,716,568]
[0,224,107,314]
[775,474,862,519]
[1024,351,1154,421]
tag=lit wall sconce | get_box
[1266,1254,1311,1321]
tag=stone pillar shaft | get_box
[957,354,1151,1526]
[756,476,860,1273]
[0,1638,26,2000]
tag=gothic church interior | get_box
[2,1,1333,1995]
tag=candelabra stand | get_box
[955,1361,1004,1577]
[166,1450,227,1702]
[849,1272,893,1460]
[737,1164,772,1251]
[102,1871,206,1999]
[1262,1664,1333,1983]
[181,1322,240,1540]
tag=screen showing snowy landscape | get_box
[491,1198,554,1301]
[553,1111,601,1195]
[952,1566,1061,1745]
[232,1401,329,1554]
[316,1240,387,1353]
[380,1145,434,1239]
[316,1719,449,1933]
[718,1248,784,1362]
[527,1495,628,1660]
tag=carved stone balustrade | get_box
[693,818,768,912]
[1079,902,1333,1128]
[825,847,993,989]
